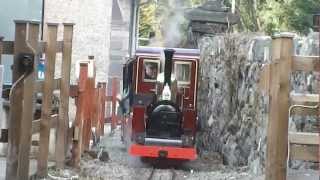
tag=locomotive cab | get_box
[122,47,199,160]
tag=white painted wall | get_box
[43,0,113,156]
[45,0,113,83]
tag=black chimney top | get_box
[164,49,175,87]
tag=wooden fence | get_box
[0,20,116,179]
[0,20,74,179]
[69,60,107,167]
[260,33,320,180]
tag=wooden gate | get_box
[0,20,74,180]
[261,33,320,180]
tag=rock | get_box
[197,34,271,175]
[98,149,110,162]
[84,150,99,159]
[197,32,319,175]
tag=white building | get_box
[45,0,114,83]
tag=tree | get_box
[138,0,205,47]
[237,0,320,35]
[285,0,320,34]
[138,0,320,41]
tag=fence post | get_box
[265,34,293,180]
[315,13,320,169]
[6,20,38,180]
[100,82,107,136]
[16,22,39,180]
[37,23,58,178]
[94,82,106,137]
[0,37,3,64]
[71,63,88,167]
[83,60,95,151]
[111,78,119,133]
[56,23,74,169]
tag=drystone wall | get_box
[197,32,319,174]
[197,34,271,175]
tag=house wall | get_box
[109,0,132,80]
[45,0,113,83]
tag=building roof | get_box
[185,0,239,25]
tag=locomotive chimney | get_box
[164,49,175,87]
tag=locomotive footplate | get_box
[144,137,183,146]
[129,143,197,160]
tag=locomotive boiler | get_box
[122,47,199,160]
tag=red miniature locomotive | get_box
[121,47,199,160]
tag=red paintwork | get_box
[129,144,197,160]
[132,107,145,134]
[183,109,197,135]
[122,47,200,160]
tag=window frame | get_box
[174,61,192,87]
[142,59,160,83]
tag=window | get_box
[175,62,191,86]
[143,59,159,82]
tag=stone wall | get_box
[197,34,271,175]
[197,32,319,174]
[45,0,113,83]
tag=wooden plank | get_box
[266,35,293,180]
[35,78,61,92]
[16,22,39,180]
[38,40,63,54]
[100,83,106,135]
[289,132,319,145]
[2,41,14,55]
[92,88,99,132]
[37,24,58,178]
[111,78,119,132]
[0,40,62,56]
[70,63,88,167]
[292,55,320,72]
[83,76,95,151]
[96,82,107,137]
[32,115,58,134]
[290,93,319,103]
[290,145,319,162]
[55,24,73,168]
[6,21,32,180]
[0,65,3,141]
[290,102,319,116]
[0,37,3,64]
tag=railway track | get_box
[147,167,177,180]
